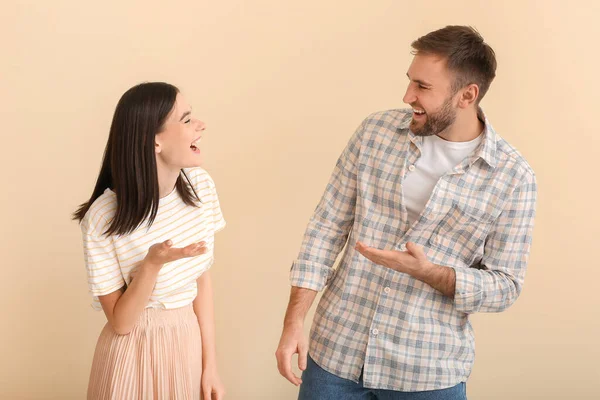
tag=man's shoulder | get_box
[361,108,413,132]
[494,134,536,183]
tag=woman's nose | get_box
[195,119,206,131]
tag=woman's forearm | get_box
[193,271,218,368]
[103,261,162,335]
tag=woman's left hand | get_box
[202,367,225,400]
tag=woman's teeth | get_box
[190,138,202,149]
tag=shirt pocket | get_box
[428,202,494,266]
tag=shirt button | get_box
[399,244,406,251]
[372,329,379,336]
[384,287,391,294]
[408,164,416,172]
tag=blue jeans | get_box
[298,356,467,400]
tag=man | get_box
[276,25,537,399]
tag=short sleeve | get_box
[81,228,125,298]
[207,176,226,234]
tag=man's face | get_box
[403,54,458,137]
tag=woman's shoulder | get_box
[80,189,117,237]
[183,167,216,192]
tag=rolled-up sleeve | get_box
[290,120,365,292]
[453,172,537,313]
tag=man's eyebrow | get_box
[406,73,432,87]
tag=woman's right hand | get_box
[144,239,208,269]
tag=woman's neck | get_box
[156,163,180,198]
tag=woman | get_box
[73,82,226,399]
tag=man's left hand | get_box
[355,241,432,275]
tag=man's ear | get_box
[458,83,480,108]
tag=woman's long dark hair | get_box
[73,82,200,235]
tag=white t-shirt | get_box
[403,133,483,225]
[80,167,226,311]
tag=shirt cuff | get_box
[290,259,333,292]
[452,267,484,314]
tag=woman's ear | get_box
[154,140,162,154]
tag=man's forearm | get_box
[284,286,318,327]
[408,262,456,298]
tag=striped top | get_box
[80,168,226,311]
[291,109,537,391]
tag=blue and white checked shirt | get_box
[290,109,537,391]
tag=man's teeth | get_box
[413,109,425,115]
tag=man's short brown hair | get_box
[412,25,497,103]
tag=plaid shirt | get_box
[290,109,537,391]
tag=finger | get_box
[185,241,205,250]
[406,242,426,260]
[355,242,386,264]
[283,365,302,386]
[194,241,207,253]
[203,387,211,400]
[298,342,308,371]
[170,244,198,259]
[277,349,302,386]
[158,240,173,256]
[355,241,384,257]
[355,241,372,258]
[184,242,207,256]
[196,243,209,255]
[275,349,290,378]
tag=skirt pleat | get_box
[87,305,202,399]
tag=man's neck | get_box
[437,107,484,142]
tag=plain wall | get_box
[1,0,599,398]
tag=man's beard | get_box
[410,96,457,137]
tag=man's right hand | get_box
[275,321,308,386]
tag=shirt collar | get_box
[406,107,497,169]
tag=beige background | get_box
[1,0,599,399]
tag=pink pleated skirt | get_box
[87,305,202,400]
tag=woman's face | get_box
[154,93,206,169]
